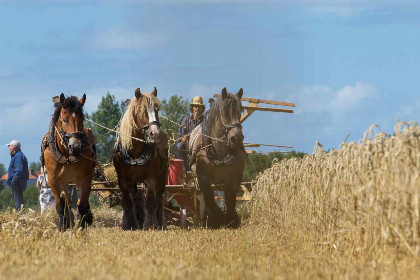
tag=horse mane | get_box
[117,93,161,152]
[203,93,242,139]
[52,96,84,124]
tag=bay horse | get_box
[113,87,168,230]
[189,87,246,229]
[41,93,96,230]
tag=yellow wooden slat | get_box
[242,106,294,113]
[213,94,295,107]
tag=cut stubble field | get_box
[0,121,419,279]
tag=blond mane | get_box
[117,93,161,151]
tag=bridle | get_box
[58,111,87,149]
[218,104,242,144]
[133,109,161,143]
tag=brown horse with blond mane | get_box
[113,87,168,230]
[41,93,96,230]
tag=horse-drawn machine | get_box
[87,89,296,228]
[42,87,294,230]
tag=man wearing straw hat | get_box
[6,140,29,211]
[176,96,206,171]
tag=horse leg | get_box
[55,186,74,231]
[128,182,144,230]
[155,178,166,230]
[143,178,159,230]
[197,176,223,229]
[119,180,136,230]
[78,182,93,228]
[224,182,241,229]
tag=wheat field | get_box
[0,122,419,279]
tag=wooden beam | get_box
[213,94,295,107]
[244,143,294,149]
[240,101,259,123]
[242,105,294,113]
[242,97,295,107]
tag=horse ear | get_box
[135,88,142,99]
[60,93,65,104]
[221,87,228,99]
[79,94,86,107]
[152,87,157,97]
[236,88,243,99]
[208,98,215,104]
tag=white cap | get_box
[7,140,21,147]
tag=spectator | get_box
[37,167,56,213]
[6,140,29,211]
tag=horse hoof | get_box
[225,213,241,229]
[79,211,93,228]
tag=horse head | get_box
[57,93,86,157]
[134,87,161,143]
[219,87,244,148]
[119,87,162,152]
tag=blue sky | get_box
[1,0,419,167]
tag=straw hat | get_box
[190,96,205,108]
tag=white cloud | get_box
[398,99,420,117]
[90,26,171,51]
[292,82,377,116]
[310,6,369,18]
[332,82,376,111]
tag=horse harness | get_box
[118,120,162,166]
[201,110,244,166]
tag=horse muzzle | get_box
[68,138,83,157]
[145,125,161,144]
[228,127,244,148]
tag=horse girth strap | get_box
[119,143,155,166]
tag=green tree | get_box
[0,163,6,190]
[160,95,190,155]
[243,150,306,181]
[86,92,125,163]
[29,162,41,172]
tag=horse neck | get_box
[210,117,229,156]
[130,128,145,158]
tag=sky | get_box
[0,0,419,167]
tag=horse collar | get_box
[119,142,155,166]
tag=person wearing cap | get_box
[176,96,206,171]
[6,140,29,211]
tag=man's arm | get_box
[177,116,188,140]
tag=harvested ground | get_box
[0,122,419,279]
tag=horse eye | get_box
[63,118,68,123]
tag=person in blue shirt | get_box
[7,140,29,211]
